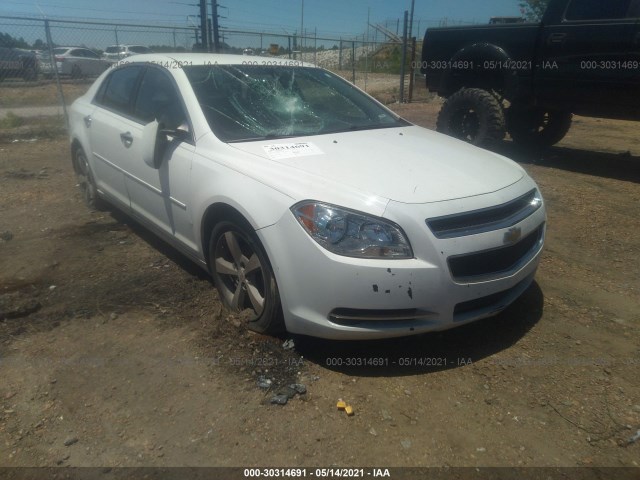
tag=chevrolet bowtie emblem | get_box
[504,227,522,245]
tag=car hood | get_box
[228,125,524,205]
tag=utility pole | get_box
[300,0,304,55]
[211,0,221,53]
[408,0,415,41]
[199,0,208,51]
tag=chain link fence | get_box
[0,15,432,137]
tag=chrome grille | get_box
[426,189,541,239]
[448,224,544,282]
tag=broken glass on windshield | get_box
[184,65,407,142]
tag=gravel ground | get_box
[0,99,639,472]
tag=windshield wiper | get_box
[227,133,301,143]
[322,124,401,135]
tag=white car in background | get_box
[53,47,110,78]
[68,53,546,340]
[103,45,153,61]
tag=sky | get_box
[0,0,522,49]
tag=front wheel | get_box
[506,106,572,148]
[209,220,284,335]
[436,88,506,147]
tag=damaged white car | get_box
[68,54,545,340]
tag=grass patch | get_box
[0,115,67,143]
[0,111,24,129]
[0,81,90,108]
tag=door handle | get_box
[120,131,133,148]
[83,115,92,128]
[547,33,567,45]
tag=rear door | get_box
[88,65,144,208]
[536,0,639,115]
[78,48,107,76]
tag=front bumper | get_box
[259,179,546,340]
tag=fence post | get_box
[338,38,343,70]
[45,19,68,129]
[351,41,356,84]
[408,37,417,103]
[114,26,119,47]
[399,11,408,103]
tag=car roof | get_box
[122,53,316,67]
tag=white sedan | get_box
[68,54,546,340]
[53,47,110,78]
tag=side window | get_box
[133,67,187,129]
[98,66,143,115]
[83,50,99,59]
[565,0,631,20]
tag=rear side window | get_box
[565,0,631,20]
[98,66,143,114]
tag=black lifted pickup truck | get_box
[421,0,640,147]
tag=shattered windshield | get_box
[183,65,407,142]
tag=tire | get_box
[74,147,106,211]
[71,64,82,79]
[209,219,284,335]
[23,66,37,82]
[436,88,506,146]
[506,106,572,148]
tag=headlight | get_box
[291,201,413,259]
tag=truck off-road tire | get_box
[506,106,572,148]
[436,88,506,146]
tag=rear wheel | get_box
[71,64,82,79]
[506,106,572,148]
[436,88,506,147]
[209,219,284,335]
[74,147,106,211]
[23,66,37,81]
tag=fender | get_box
[440,43,516,97]
[190,150,295,262]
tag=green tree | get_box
[519,0,550,21]
[0,32,30,49]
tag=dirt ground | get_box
[0,99,639,472]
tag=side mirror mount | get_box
[142,120,190,169]
[160,124,190,141]
[142,120,165,169]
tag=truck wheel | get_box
[506,107,572,148]
[436,88,505,146]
